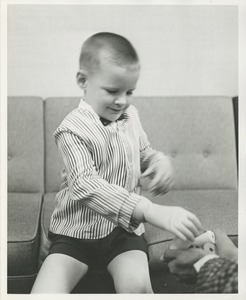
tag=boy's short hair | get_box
[79,32,139,74]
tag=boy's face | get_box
[80,60,140,122]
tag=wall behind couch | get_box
[7,5,237,98]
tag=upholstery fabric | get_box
[8,193,43,276]
[143,189,238,245]
[8,97,44,193]
[133,96,237,190]
[8,276,36,294]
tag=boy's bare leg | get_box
[31,253,88,293]
[107,250,153,294]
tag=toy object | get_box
[169,230,217,254]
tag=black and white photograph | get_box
[1,0,246,298]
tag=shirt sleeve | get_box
[195,257,238,293]
[130,105,166,173]
[56,130,142,232]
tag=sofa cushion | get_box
[8,97,44,193]
[45,97,80,192]
[8,193,43,276]
[143,189,238,245]
[133,96,237,190]
[8,276,37,294]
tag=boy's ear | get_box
[76,70,88,90]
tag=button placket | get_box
[118,125,133,191]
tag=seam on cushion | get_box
[8,239,38,244]
[7,274,37,280]
[147,239,173,247]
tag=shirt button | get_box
[8,155,12,161]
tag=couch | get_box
[7,96,238,293]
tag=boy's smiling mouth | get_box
[108,107,124,113]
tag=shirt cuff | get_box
[194,254,219,273]
[118,192,142,232]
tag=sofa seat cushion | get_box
[8,193,43,276]
[143,189,238,245]
[134,96,237,190]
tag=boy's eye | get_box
[106,89,118,95]
[105,89,134,96]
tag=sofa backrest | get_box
[8,97,44,193]
[45,96,237,193]
[134,96,237,190]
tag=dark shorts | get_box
[48,227,148,269]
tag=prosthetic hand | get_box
[134,197,202,242]
[170,230,217,254]
[163,229,238,282]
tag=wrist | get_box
[143,203,165,229]
[193,254,219,273]
[132,196,152,222]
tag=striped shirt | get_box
[49,99,164,239]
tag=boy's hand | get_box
[141,155,174,195]
[144,203,203,242]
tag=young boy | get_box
[31,32,202,294]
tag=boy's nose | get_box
[115,94,127,105]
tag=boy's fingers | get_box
[178,224,195,242]
[141,166,156,178]
[183,219,202,238]
[187,214,203,233]
[172,228,187,241]
[149,174,172,191]
[163,249,179,261]
[149,178,162,191]
[151,184,168,195]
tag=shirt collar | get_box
[78,98,128,126]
